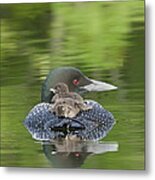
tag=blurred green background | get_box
[0,0,144,169]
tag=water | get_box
[1,1,144,169]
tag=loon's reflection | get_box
[42,138,118,168]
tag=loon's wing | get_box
[23,101,115,141]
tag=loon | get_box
[50,82,84,103]
[49,82,92,118]
[41,67,117,102]
[24,67,117,141]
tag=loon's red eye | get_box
[73,79,79,86]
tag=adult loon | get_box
[24,67,117,141]
[41,67,117,102]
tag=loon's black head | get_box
[41,67,117,102]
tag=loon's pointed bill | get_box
[80,78,117,92]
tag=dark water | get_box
[1,1,144,169]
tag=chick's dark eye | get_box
[73,79,79,86]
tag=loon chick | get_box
[49,83,92,118]
[50,82,83,103]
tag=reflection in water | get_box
[42,139,118,168]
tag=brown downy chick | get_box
[50,82,83,103]
[49,83,92,118]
